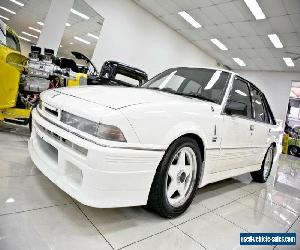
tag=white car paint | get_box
[28,69,281,208]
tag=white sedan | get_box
[29,67,279,218]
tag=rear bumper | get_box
[28,109,164,207]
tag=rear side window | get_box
[226,78,252,119]
[250,86,269,123]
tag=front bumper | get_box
[28,109,164,207]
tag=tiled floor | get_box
[0,122,300,250]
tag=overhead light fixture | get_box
[233,57,246,66]
[74,36,90,44]
[0,14,9,20]
[18,35,31,42]
[28,27,41,33]
[268,34,283,48]
[0,6,16,14]
[87,33,99,40]
[21,31,38,38]
[210,38,228,51]
[66,22,71,27]
[37,21,44,26]
[283,57,295,67]
[59,45,62,48]
[244,0,266,20]
[235,89,247,96]
[9,0,24,7]
[69,42,73,45]
[70,8,89,20]
[178,11,201,28]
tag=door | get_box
[215,77,255,173]
[249,85,273,165]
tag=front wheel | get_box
[147,137,201,218]
[251,146,274,183]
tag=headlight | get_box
[61,111,126,142]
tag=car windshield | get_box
[142,68,230,104]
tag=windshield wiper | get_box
[147,87,216,103]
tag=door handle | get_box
[250,124,255,131]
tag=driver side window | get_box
[225,78,252,119]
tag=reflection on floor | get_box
[0,122,299,250]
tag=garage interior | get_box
[1,0,300,249]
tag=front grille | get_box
[35,121,88,156]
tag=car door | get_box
[249,85,274,165]
[215,77,255,173]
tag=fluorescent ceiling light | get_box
[66,22,71,27]
[74,36,90,44]
[37,21,44,26]
[9,0,24,7]
[59,45,62,48]
[87,33,99,40]
[268,34,283,48]
[210,38,228,51]
[283,57,295,67]
[22,31,38,38]
[0,6,16,14]
[178,11,201,28]
[235,89,247,96]
[28,27,41,33]
[0,14,9,20]
[232,57,246,67]
[69,42,73,45]
[18,35,31,42]
[70,8,89,20]
[244,0,266,20]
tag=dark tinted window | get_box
[226,78,252,118]
[250,86,269,123]
[6,30,20,52]
[143,68,230,104]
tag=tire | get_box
[147,136,201,218]
[288,146,298,156]
[251,145,274,183]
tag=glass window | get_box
[250,86,269,123]
[6,30,20,52]
[143,68,230,104]
[226,78,252,118]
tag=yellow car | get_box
[0,20,30,125]
[0,20,86,129]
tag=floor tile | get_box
[122,227,205,250]
[0,158,41,178]
[0,175,72,215]
[290,218,300,233]
[178,212,246,250]
[237,194,299,227]
[78,204,173,249]
[215,201,290,233]
[0,204,112,250]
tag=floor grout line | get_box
[0,202,73,217]
[117,226,175,250]
[169,220,208,250]
[71,199,115,250]
[0,173,42,179]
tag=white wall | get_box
[19,39,31,57]
[85,0,217,77]
[236,70,300,121]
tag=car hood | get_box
[54,85,199,109]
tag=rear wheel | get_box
[288,146,299,156]
[147,137,201,218]
[251,146,274,183]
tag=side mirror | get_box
[224,100,247,117]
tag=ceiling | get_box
[133,0,300,72]
[0,0,103,60]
